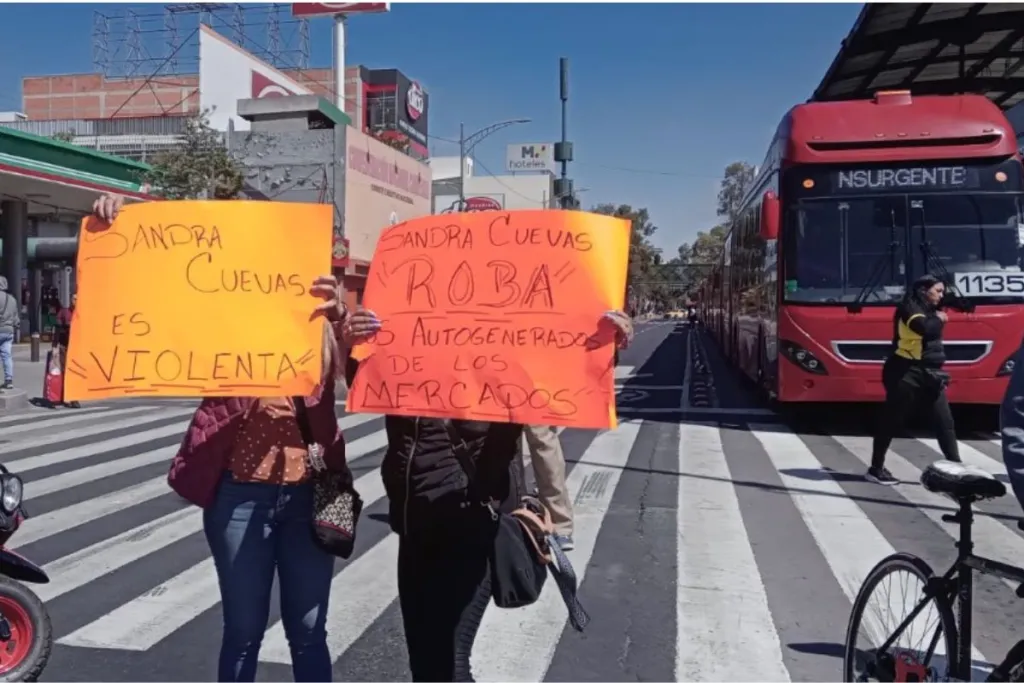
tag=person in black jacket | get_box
[347,310,632,682]
[868,274,962,485]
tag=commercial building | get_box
[4,23,432,308]
[430,154,556,213]
[13,24,430,159]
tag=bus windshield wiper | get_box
[914,201,975,313]
[847,240,901,313]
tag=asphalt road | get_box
[0,319,1019,681]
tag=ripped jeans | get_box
[204,474,335,682]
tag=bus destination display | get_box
[833,166,976,193]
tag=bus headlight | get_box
[997,354,1017,377]
[1,474,22,514]
[780,340,829,375]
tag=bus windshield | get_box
[782,193,1024,304]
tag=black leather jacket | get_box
[348,357,524,537]
[380,416,523,537]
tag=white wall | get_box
[199,25,312,132]
[428,155,473,181]
[434,174,554,211]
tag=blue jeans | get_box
[203,474,335,682]
[0,332,12,384]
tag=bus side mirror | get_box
[760,192,780,241]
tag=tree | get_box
[51,130,76,144]
[672,161,756,299]
[143,110,243,200]
[716,161,756,224]
[591,203,675,313]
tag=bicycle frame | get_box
[873,499,1024,681]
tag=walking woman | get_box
[347,310,633,682]
[90,194,377,682]
[869,274,962,485]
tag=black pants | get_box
[871,360,961,470]
[397,515,493,682]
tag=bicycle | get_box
[843,460,1024,682]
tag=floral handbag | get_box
[293,397,363,559]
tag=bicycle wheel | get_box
[844,552,958,682]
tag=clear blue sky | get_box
[0,2,861,255]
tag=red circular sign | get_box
[406,82,424,122]
[465,196,501,211]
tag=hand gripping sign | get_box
[65,201,332,402]
[346,210,631,430]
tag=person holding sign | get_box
[345,308,632,682]
[89,194,378,683]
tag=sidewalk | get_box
[9,344,46,402]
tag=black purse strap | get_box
[442,419,492,507]
[292,397,314,447]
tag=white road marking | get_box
[676,422,789,681]
[471,420,643,682]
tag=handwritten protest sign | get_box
[65,201,331,401]
[346,210,631,429]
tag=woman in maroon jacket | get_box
[90,195,379,683]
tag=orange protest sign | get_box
[65,201,332,402]
[346,210,631,429]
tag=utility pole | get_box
[458,122,466,207]
[553,57,574,209]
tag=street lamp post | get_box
[457,118,531,209]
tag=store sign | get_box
[291,3,390,17]
[332,234,350,268]
[506,143,556,174]
[833,166,974,192]
[406,82,424,122]
[464,196,502,211]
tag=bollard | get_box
[30,333,40,363]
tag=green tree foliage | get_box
[51,130,76,144]
[671,161,758,298]
[590,203,675,312]
[143,110,243,200]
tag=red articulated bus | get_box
[705,91,1024,405]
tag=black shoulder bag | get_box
[294,397,363,559]
[442,419,548,608]
[442,420,590,631]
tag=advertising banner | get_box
[506,143,556,174]
[199,25,312,131]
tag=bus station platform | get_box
[813,3,1024,111]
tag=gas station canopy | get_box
[813,3,1024,110]
[0,126,154,218]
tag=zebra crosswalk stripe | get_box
[2,400,1019,681]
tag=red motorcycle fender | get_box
[0,548,49,584]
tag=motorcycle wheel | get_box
[0,577,52,682]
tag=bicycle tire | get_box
[843,552,958,682]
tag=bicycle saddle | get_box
[920,460,1006,501]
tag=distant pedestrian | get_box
[0,275,18,391]
[54,294,79,408]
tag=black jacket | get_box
[890,298,946,368]
[380,416,524,537]
[347,357,524,537]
